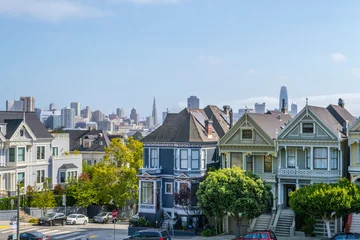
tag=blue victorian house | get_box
[138,105,231,226]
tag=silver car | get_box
[93,212,113,224]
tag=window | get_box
[264,155,272,173]
[246,155,253,172]
[242,129,252,139]
[37,170,45,183]
[302,123,314,133]
[19,130,24,137]
[141,181,154,204]
[17,172,25,185]
[60,172,66,183]
[179,182,188,191]
[287,148,296,168]
[306,148,311,169]
[165,182,173,194]
[201,149,206,169]
[313,147,328,169]
[150,148,159,168]
[331,149,338,169]
[191,150,199,169]
[9,148,15,162]
[174,149,179,169]
[180,149,188,169]
[37,146,45,160]
[17,147,25,162]
[52,147,58,156]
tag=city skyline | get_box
[1,1,360,116]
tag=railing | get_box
[51,133,70,139]
[257,173,276,182]
[139,204,155,210]
[279,168,340,177]
[140,167,162,174]
[51,154,82,161]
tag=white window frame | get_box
[19,129,24,137]
[60,171,66,183]
[52,147,59,156]
[8,148,15,162]
[17,147,25,162]
[313,147,328,169]
[287,148,296,168]
[165,182,173,194]
[37,146,46,160]
[305,148,311,169]
[191,149,200,170]
[180,149,188,169]
[241,129,253,140]
[36,169,45,184]
[17,172,25,185]
[141,181,154,205]
[201,149,206,169]
[331,149,338,170]
[150,148,159,168]
[174,149,179,170]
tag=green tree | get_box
[197,168,270,238]
[290,179,360,239]
[66,173,98,207]
[31,178,56,216]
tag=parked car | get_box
[66,214,89,225]
[93,212,113,224]
[38,213,66,226]
[123,229,171,240]
[237,230,277,240]
[327,232,360,240]
[7,231,51,240]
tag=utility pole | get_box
[16,181,20,240]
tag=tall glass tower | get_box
[279,86,288,110]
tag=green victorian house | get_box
[219,110,292,235]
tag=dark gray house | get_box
[138,105,230,226]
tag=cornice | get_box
[143,142,217,148]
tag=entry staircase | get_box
[350,214,360,233]
[253,214,272,231]
[275,209,294,237]
[20,208,33,222]
[313,219,336,237]
[160,211,176,230]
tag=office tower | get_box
[255,103,266,113]
[46,115,62,130]
[187,96,200,109]
[36,109,61,124]
[49,103,56,111]
[20,96,35,112]
[279,86,288,111]
[116,108,125,118]
[146,116,154,129]
[130,108,137,124]
[81,106,92,119]
[162,111,168,123]
[98,120,114,131]
[152,97,158,127]
[291,103,298,115]
[91,110,105,123]
[6,100,23,111]
[70,102,81,117]
[109,113,118,120]
[61,107,75,128]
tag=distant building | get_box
[291,103,298,115]
[116,108,124,118]
[91,110,105,123]
[70,102,81,117]
[46,115,62,130]
[255,103,266,113]
[20,96,35,112]
[279,86,288,110]
[49,103,56,111]
[81,106,92,120]
[98,120,114,131]
[146,116,154,129]
[152,97,158,127]
[130,108,137,124]
[187,96,200,109]
[75,121,97,130]
[61,107,75,129]
[238,108,254,118]
[108,113,118,120]
[36,109,61,124]
[6,100,23,111]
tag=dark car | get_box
[38,212,66,226]
[237,230,277,240]
[123,229,171,240]
[7,231,50,240]
[327,232,360,240]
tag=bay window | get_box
[246,155,253,172]
[174,149,179,169]
[287,148,296,168]
[18,147,25,162]
[201,149,206,169]
[60,172,66,183]
[180,149,188,169]
[264,155,272,173]
[191,150,199,169]
[313,147,327,169]
[9,148,15,162]
[305,148,311,169]
[150,148,159,168]
[331,149,338,169]
[141,181,154,204]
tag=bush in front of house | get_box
[28,218,38,224]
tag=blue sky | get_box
[1,0,360,117]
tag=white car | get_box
[66,214,89,225]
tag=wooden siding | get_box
[226,130,267,145]
[352,142,359,166]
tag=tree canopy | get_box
[31,178,56,216]
[197,167,270,238]
[290,178,360,238]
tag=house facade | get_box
[138,105,230,225]
[348,118,360,183]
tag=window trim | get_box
[60,171,66,183]
[17,147,25,162]
[36,146,46,160]
[19,129,24,137]
[305,148,311,169]
[313,147,328,170]
[241,129,253,140]
[331,149,338,170]
[52,147,59,156]
[302,122,315,134]
[140,181,154,205]
[36,169,45,184]
[9,148,15,162]
[150,148,159,168]
[287,148,296,168]
[165,182,173,194]
[180,149,188,169]
[201,149,206,169]
[264,155,272,173]
[174,149,179,170]
[191,149,200,170]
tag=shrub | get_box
[137,217,148,227]
[73,150,80,154]
[53,184,65,195]
[202,229,213,237]
[28,218,38,224]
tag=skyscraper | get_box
[130,108,137,124]
[49,103,56,111]
[20,96,35,112]
[116,108,125,118]
[70,102,81,117]
[254,103,266,113]
[152,97,158,127]
[61,107,75,128]
[146,116,154,129]
[91,110,105,123]
[187,96,200,109]
[291,103,298,115]
[279,86,288,111]
[6,100,23,111]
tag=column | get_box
[327,147,331,171]
[138,180,142,207]
[310,147,314,170]
[272,184,276,211]
[153,180,157,208]
[188,149,191,171]
[339,150,343,177]
[0,174,2,190]
[296,179,299,189]
[12,173,16,192]
[277,181,281,205]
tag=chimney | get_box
[223,105,230,117]
[205,119,213,138]
[280,99,288,114]
[230,108,233,128]
[338,98,345,108]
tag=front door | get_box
[286,185,296,208]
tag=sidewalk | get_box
[0,220,32,229]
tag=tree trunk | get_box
[325,220,332,239]
[235,218,241,239]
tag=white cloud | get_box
[222,92,360,117]
[0,0,104,21]
[247,68,256,74]
[330,53,347,63]
[352,68,360,79]
[197,55,223,66]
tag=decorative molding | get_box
[143,142,217,148]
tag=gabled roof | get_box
[249,112,292,139]
[59,163,78,169]
[142,105,230,143]
[326,104,356,127]
[0,111,53,139]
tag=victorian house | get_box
[219,110,291,234]
[138,105,230,225]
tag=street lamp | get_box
[16,177,25,240]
